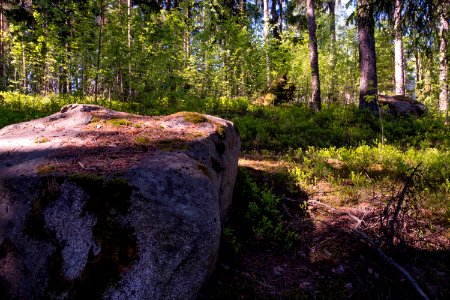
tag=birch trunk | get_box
[394,0,405,95]
[439,3,449,112]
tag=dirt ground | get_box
[199,155,450,300]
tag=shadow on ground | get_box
[199,165,450,299]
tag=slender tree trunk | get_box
[94,0,104,103]
[328,0,336,102]
[0,0,5,91]
[357,0,378,113]
[165,0,171,10]
[239,0,246,14]
[394,0,405,95]
[127,0,132,99]
[184,2,190,63]
[263,0,270,85]
[307,0,321,111]
[439,2,449,113]
[278,0,283,34]
[22,39,26,93]
[271,0,279,38]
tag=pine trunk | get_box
[439,2,449,112]
[357,0,378,113]
[394,0,405,95]
[307,0,321,111]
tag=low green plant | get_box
[235,171,299,247]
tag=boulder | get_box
[254,75,295,106]
[0,104,240,299]
[378,95,427,117]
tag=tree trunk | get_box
[439,2,449,113]
[278,0,283,34]
[127,0,132,99]
[94,0,104,103]
[184,2,190,63]
[357,0,378,113]
[271,0,279,38]
[328,0,336,102]
[394,0,405,95]
[263,0,270,85]
[239,0,246,15]
[22,39,26,93]
[0,0,5,91]
[307,0,321,111]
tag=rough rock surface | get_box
[0,104,240,299]
[378,95,427,117]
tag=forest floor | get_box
[199,154,450,300]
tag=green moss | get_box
[35,137,50,144]
[35,173,139,298]
[37,164,56,175]
[106,118,132,126]
[182,112,208,124]
[216,124,226,139]
[23,177,62,241]
[135,136,150,152]
[156,138,189,151]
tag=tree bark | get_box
[439,1,449,113]
[307,0,321,111]
[271,0,279,38]
[0,0,5,91]
[328,0,336,102]
[94,0,104,103]
[127,0,132,99]
[184,1,190,62]
[394,0,405,95]
[357,0,378,113]
[278,0,283,34]
[263,0,270,85]
[22,39,26,93]
[239,0,246,15]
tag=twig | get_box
[308,199,363,228]
[308,199,430,300]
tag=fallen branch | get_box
[307,199,430,300]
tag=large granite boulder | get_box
[0,104,240,299]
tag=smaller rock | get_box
[378,95,427,117]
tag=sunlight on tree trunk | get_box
[94,0,104,103]
[263,0,270,86]
[357,0,378,114]
[328,0,336,102]
[439,2,449,114]
[307,0,321,111]
[394,0,405,96]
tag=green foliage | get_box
[232,170,299,248]
[290,144,450,215]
